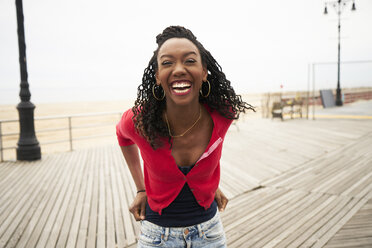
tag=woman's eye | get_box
[186,59,196,64]
[161,61,172,65]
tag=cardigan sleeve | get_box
[116,109,135,146]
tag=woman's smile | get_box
[170,80,192,96]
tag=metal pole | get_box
[335,0,343,106]
[15,0,41,161]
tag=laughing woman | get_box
[116,26,254,247]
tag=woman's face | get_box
[156,38,207,107]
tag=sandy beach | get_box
[0,100,134,120]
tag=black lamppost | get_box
[15,0,41,160]
[324,0,356,106]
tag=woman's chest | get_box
[171,118,213,167]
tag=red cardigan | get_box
[116,105,233,215]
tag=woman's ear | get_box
[155,71,161,85]
[202,66,208,82]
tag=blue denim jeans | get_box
[137,211,227,248]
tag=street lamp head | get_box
[324,5,328,15]
[351,2,356,11]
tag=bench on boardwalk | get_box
[272,99,303,120]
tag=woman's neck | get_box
[165,101,202,134]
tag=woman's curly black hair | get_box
[132,26,255,149]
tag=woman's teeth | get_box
[172,82,191,88]
[172,82,191,93]
[173,88,189,93]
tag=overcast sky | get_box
[1,0,372,104]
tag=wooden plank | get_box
[221,153,272,184]
[222,187,270,224]
[227,190,312,247]
[5,156,62,247]
[113,147,136,246]
[43,151,86,247]
[253,193,329,247]
[60,151,91,248]
[310,157,367,195]
[109,146,127,248]
[96,148,106,248]
[324,199,372,247]
[261,134,358,188]
[0,161,12,178]
[55,150,88,248]
[225,137,296,172]
[224,189,300,239]
[326,159,372,196]
[14,154,73,248]
[75,148,96,248]
[286,195,351,248]
[34,152,81,248]
[103,146,116,248]
[231,192,321,248]
[0,159,47,223]
[300,196,360,247]
[0,155,61,247]
[263,194,335,248]
[312,195,370,248]
[283,154,350,192]
[342,170,372,197]
[118,147,140,244]
[64,150,91,248]
[223,187,290,232]
[86,147,100,248]
[276,195,343,248]
[0,161,29,192]
[265,133,372,197]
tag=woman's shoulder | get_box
[204,104,233,131]
[117,108,136,132]
[120,107,134,121]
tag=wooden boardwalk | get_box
[0,116,371,247]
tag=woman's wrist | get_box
[137,189,146,194]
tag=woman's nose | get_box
[172,62,186,77]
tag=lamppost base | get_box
[335,99,343,106]
[335,88,343,106]
[16,145,41,161]
[16,101,41,161]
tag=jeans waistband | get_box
[140,210,221,240]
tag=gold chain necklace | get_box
[164,105,202,138]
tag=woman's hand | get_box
[215,187,228,212]
[129,191,147,221]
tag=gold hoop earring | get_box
[152,84,165,101]
[200,80,211,98]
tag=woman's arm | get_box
[120,144,147,221]
[120,144,144,191]
[215,187,228,212]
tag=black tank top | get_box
[145,164,217,227]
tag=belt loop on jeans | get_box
[197,224,203,238]
[164,227,170,241]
